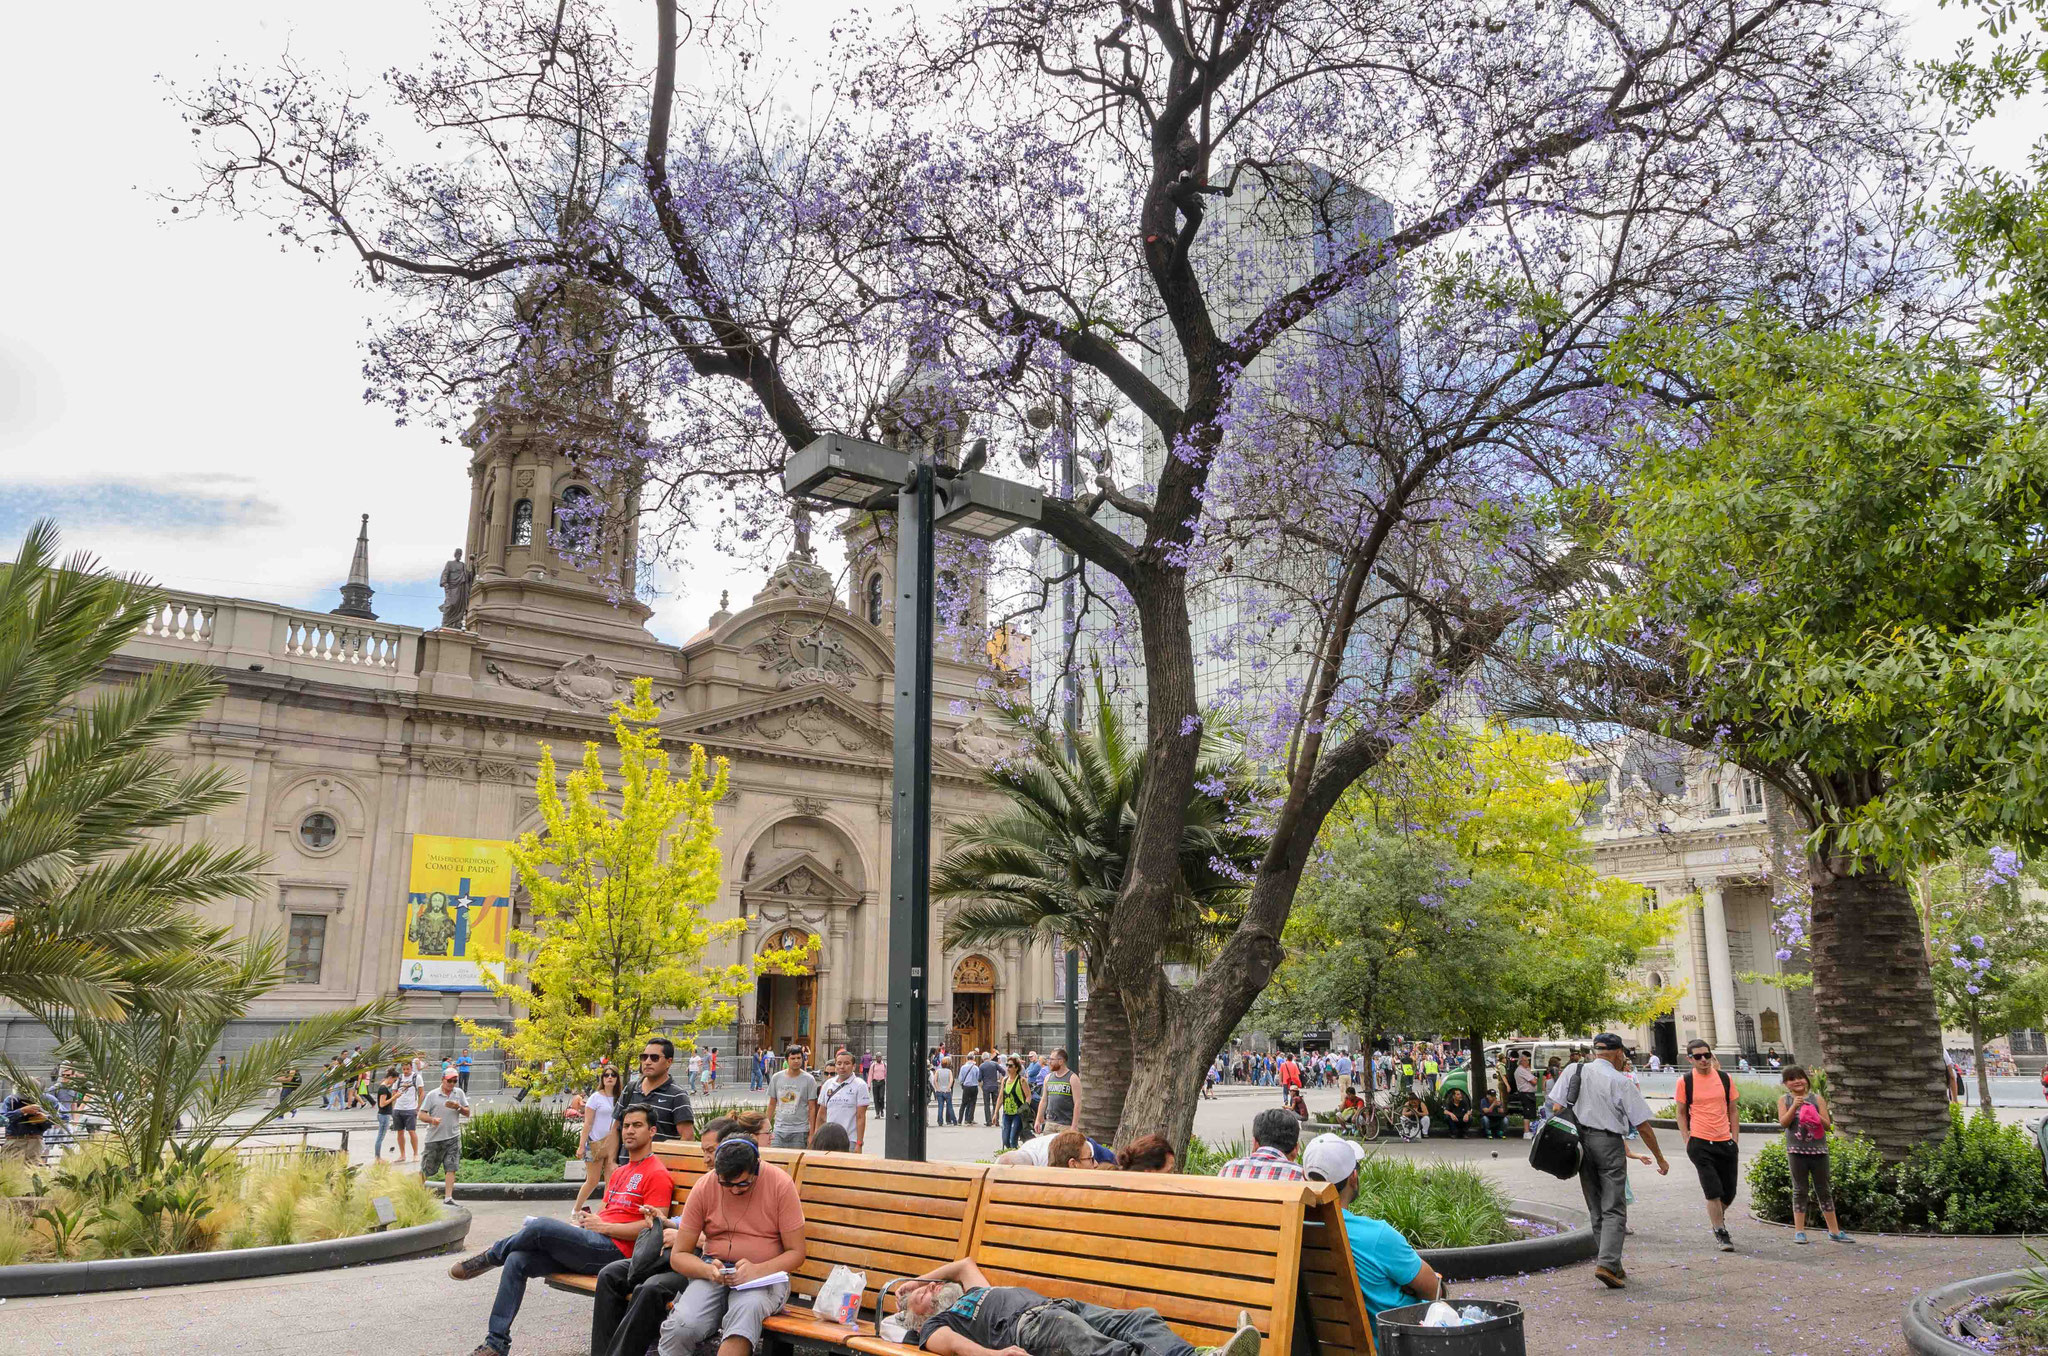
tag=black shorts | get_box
[1686,1137,1739,1205]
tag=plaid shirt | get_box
[1216,1146,1307,1181]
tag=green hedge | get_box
[454,1148,571,1184]
[463,1106,580,1162]
[1747,1107,2048,1234]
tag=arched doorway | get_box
[950,955,997,1056]
[756,927,818,1065]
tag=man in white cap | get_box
[1300,1134,1443,1325]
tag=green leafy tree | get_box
[1917,848,2048,1110]
[1258,723,1672,1062]
[459,678,808,1091]
[1544,311,2048,1157]
[931,680,1266,1139]
[0,520,262,1018]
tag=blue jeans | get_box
[483,1216,621,1352]
[373,1111,391,1159]
[934,1091,955,1125]
[1001,1110,1025,1148]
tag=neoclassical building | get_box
[1572,739,1821,1066]
[0,377,1063,1080]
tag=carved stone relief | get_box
[485,654,676,711]
[747,618,869,692]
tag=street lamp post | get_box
[784,432,1040,1160]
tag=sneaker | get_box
[1714,1228,1734,1252]
[1792,1231,1809,1245]
[1193,1318,1261,1356]
[1830,1231,1854,1243]
[449,1252,498,1281]
[1594,1265,1626,1289]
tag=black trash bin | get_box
[1374,1299,1525,1356]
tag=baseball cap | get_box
[1300,1133,1364,1186]
[1591,1033,1625,1051]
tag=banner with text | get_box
[398,834,513,991]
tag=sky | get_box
[0,0,2038,639]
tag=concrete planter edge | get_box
[450,1180,581,1201]
[1903,1268,2032,1356]
[1418,1199,1595,1281]
[0,1204,472,1298]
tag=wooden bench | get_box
[544,1153,1374,1356]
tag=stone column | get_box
[1699,881,1743,1054]
[481,454,516,577]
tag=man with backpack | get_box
[1674,1038,1742,1252]
[1545,1033,1668,1290]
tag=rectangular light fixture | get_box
[784,433,911,508]
[935,471,1043,540]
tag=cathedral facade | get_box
[0,387,1063,1083]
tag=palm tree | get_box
[932,678,1267,1138]
[0,520,262,1019]
[42,932,402,1177]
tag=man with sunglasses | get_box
[619,1036,695,1162]
[1674,1039,1741,1252]
[656,1138,808,1356]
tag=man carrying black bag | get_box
[1547,1034,1669,1291]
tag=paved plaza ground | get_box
[24,1085,2033,1355]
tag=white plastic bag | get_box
[1418,1301,1464,1328]
[813,1264,866,1326]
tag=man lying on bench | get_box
[894,1259,1261,1356]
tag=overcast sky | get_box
[0,0,2035,640]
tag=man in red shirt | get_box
[1278,1054,1303,1101]
[450,1104,675,1356]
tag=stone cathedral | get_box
[0,362,1065,1080]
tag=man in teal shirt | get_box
[1301,1134,1443,1323]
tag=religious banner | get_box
[398,834,514,991]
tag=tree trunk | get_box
[1114,984,1209,1159]
[1972,1013,1992,1113]
[1079,978,1133,1141]
[1808,861,1950,1159]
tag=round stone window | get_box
[298,811,339,851]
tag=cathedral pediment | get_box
[674,687,976,774]
[742,850,863,907]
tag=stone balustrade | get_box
[133,589,423,689]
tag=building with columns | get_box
[1572,739,1821,1067]
[0,361,1062,1082]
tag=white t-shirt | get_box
[1011,1132,1058,1166]
[816,1074,872,1137]
[393,1071,423,1112]
[587,1091,616,1141]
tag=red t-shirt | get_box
[598,1153,675,1256]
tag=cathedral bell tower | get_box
[456,277,667,669]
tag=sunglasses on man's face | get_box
[642,1052,668,1061]
[1690,1053,1713,1061]
[718,1175,757,1193]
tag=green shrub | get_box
[1352,1155,1520,1249]
[455,1148,570,1184]
[1748,1134,1901,1232]
[1897,1108,2048,1235]
[464,1107,579,1161]
[1181,1134,1250,1177]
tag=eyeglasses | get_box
[719,1176,757,1193]
[1689,1053,1713,1061]
[642,1052,668,1061]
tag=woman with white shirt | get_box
[572,1066,623,1212]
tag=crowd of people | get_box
[444,1054,1453,1356]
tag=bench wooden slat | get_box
[799,1163,978,1199]
[969,1267,1256,1343]
[544,1272,601,1296]
[803,1201,966,1240]
[980,1179,1300,1227]
[975,1221,1281,1282]
[977,1202,1284,1255]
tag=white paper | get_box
[734,1270,790,1292]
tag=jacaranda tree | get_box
[177,0,1929,1146]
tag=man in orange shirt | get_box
[657,1137,809,1356]
[1673,1039,1741,1252]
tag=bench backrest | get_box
[654,1142,805,1200]
[790,1152,987,1317]
[968,1166,1371,1356]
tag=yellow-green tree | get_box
[459,678,808,1090]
